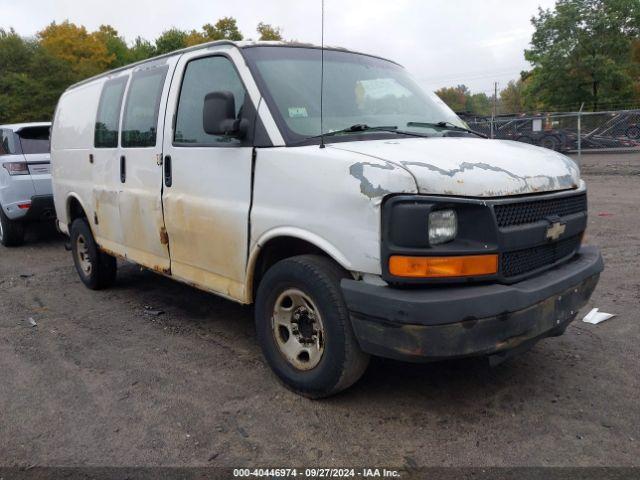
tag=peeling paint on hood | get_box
[332,137,580,197]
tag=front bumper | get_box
[341,246,603,362]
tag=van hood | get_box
[331,137,580,197]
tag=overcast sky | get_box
[1,0,557,95]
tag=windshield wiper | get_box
[323,124,399,137]
[407,121,487,138]
[305,124,428,141]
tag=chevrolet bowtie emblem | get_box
[546,222,566,241]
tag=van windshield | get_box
[243,46,466,145]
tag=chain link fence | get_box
[460,109,640,153]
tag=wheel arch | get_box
[246,228,354,303]
[66,193,90,227]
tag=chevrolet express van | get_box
[51,41,603,397]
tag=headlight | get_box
[428,209,457,245]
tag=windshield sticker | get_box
[356,78,412,100]
[288,107,308,118]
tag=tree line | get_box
[438,0,640,116]
[1,0,639,124]
[0,18,282,124]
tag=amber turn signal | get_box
[389,254,498,278]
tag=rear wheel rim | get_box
[271,288,325,371]
[0,216,4,242]
[75,234,92,275]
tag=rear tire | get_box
[255,255,369,398]
[539,135,560,151]
[70,218,117,290]
[0,206,25,247]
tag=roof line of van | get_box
[240,42,402,67]
[63,40,402,92]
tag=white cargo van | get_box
[51,41,603,397]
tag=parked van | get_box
[0,122,54,246]
[51,41,603,397]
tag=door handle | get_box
[120,155,126,183]
[164,155,172,187]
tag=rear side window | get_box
[95,77,128,148]
[0,129,17,155]
[121,67,168,148]
[18,126,50,154]
[174,56,246,146]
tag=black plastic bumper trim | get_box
[341,246,603,326]
[341,246,603,362]
[21,195,56,222]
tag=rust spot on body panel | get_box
[159,226,169,245]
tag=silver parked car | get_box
[0,122,54,246]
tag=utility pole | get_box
[491,81,498,139]
[577,102,585,167]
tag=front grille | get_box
[501,235,582,278]
[494,194,587,228]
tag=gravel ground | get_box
[0,152,638,468]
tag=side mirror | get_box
[202,91,247,138]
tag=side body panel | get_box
[92,73,130,255]
[51,81,103,232]
[117,58,178,272]
[249,145,417,282]
[161,46,260,301]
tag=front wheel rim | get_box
[75,234,93,275]
[271,288,325,371]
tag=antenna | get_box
[319,0,326,149]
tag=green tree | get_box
[0,17,284,123]
[95,25,129,67]
[128,36,156,62]
[155,28,188,55]
[185,29,207,47]
[466,92,492,116]
[632,39,640,101]
[38,21,113,78]
[0,29,74,123]
[257,22,283,41]
[203,17,243,41]
[499,79,527,114]
[435,85,470,112]
[524,0,640,111]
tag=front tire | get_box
[70,218,117,290]
[255,255,369,398]
[0,206,25,247]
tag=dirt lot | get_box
[0,152,639,468]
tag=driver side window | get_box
[174,56,247,146]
